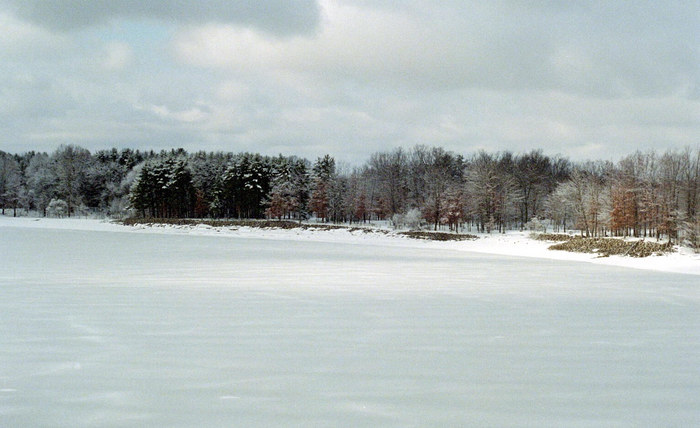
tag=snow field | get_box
[0,219,699,426]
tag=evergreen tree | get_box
[309,155,336,222]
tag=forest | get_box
[1,145,698,248]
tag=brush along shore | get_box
[540,235,674,258]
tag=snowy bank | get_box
[1,216,698,276]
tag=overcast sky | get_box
[1,0,697,163]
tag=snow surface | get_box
[1,217,699,426]
[1,216,698,275]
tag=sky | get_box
[1,0,698,164]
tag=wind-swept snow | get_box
[0,219,699,426]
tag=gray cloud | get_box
[0,0,697,163]
[0,0,321,36]
[173,0,697,98]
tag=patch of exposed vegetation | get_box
[348,227,389,234]
[531,233,574,242]
[397,231,478,241]
[548,237,674,258]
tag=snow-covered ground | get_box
[2,216,698,275]
[1,217,699,426]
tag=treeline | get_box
[1,145,698,247]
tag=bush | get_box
[525,217,547,232]
[404,208,423,230]
[391,213,404,229]
[46,199,68,218]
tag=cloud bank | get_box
[0,0,697,162]
[0,0,320,35]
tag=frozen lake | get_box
[1,226,699,426]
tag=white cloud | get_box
[144,104,209,123]
[215,80,250,101]
[0,11,62,51]
[101,42,133,71]
[0,11,38,42]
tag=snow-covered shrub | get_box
[391,208,423,230]
[108,195,133,219]
[75,203,90,218]
[526,217,547,233]
[404,208,422,230]
[391,213,404,229]
[46,199,68,218]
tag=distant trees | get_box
[1,146,147,217]
[188,151,232,218]
[217,153,270,219]
[88,148,142,216]
[554,164,610,237]
[2,143,698,248]
[265,156,310,221]
[420,147,463,230]
[309,155,335,222]
[130,155,195,218]
[604,150,700,245]
[514,150,567,228]
[679,148,700,249]
[52,145,91,217]
[367,148,409,218]
[465,151,520,233]
[25,153,55,216]
[0,152,22,216]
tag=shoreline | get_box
[2,216,698,276]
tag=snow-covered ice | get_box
[0,218,699,426]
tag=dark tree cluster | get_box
[2,145,699,248]
[130,156,195,218]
